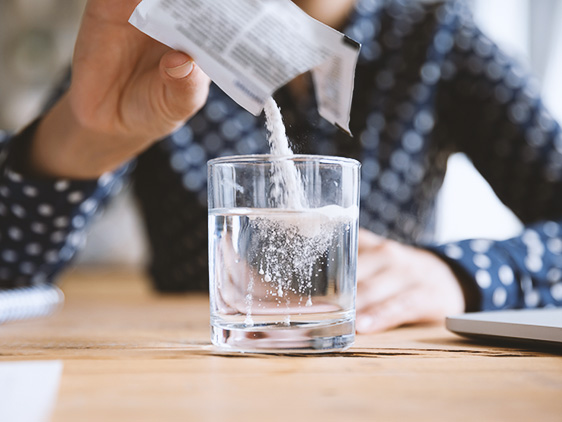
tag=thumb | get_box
[163,51,195,79]
[158,50,210,122]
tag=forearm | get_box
[30,93,151,180]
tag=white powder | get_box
[263,97,307,209]
[262,96,358,236]
[263,97,293,157]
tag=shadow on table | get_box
[417,335,562,357]
[188,334,562,358]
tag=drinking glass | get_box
[208,154,360,352]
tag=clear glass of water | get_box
[207,154,360,352]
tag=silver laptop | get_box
[446,308,562,346]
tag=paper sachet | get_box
[129,0,360,134]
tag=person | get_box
[0,0,561,332]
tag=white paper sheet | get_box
[0,361,63,422]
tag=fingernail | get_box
[165,61,194,79]
[356,316,373,333]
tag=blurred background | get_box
[1,0,561,268]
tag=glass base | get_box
[211,318,355,353]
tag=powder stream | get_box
[243,97,352,325]
[263,97,307,209]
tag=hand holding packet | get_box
[129,0,360,134]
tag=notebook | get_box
[446,308,562,346]
[0,285,64,324]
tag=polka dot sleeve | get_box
[0,122,128,289]
[429,224,562,311]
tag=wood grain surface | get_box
[0,268,560,422]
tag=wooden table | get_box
[0,269,561,422]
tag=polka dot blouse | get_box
[1,0,561,312]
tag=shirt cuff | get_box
[0,119,126,288]
[426,239,521,312]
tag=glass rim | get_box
[207,154,361,168]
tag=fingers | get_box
[158,50,211,124]
[357,232,395,282]
[356,270,406,312]
[357,251,387,283]
[84,0,144,24]
[356,288,429,334]
[358,228,385,250]
[357,229,387,281]
[354,233,468,334]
